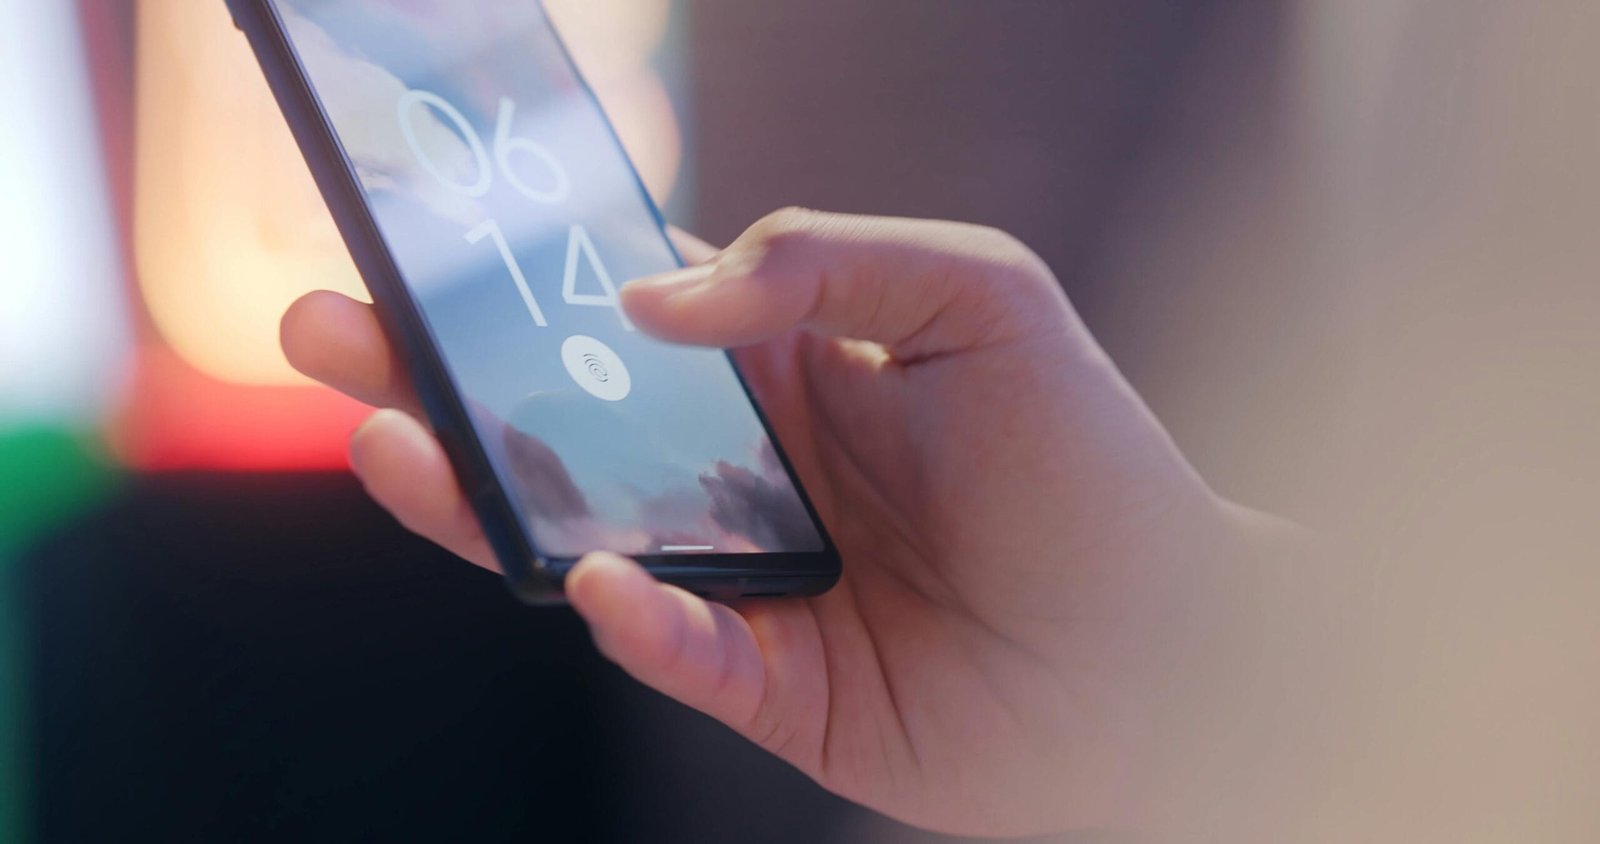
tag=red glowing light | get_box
[109,344,369,473]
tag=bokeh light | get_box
[0,0,128,426]
[134,0,370,387]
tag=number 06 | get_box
[399,90,570,204]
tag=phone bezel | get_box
[225,0,841,603]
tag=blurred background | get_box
[2,0,1598,841]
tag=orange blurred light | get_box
[116,0,373,471]
[134,0,369,388]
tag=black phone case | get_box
[224,0,840,603]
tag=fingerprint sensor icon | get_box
[561,335,632,402]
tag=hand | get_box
[282,209,1311,838]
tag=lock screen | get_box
[270,0,825,558]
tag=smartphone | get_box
[225,0,840,603]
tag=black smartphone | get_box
[225,0,840,603]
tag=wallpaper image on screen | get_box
[273,0,824,558]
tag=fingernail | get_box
[623,262,719,298]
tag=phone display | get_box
[256,0,830,573]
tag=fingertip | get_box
[616,276,664,322]
[570,555,769,732]
[279,290,331,378]
[346,409,443,520]
[620,263,787,348]
[281,290,361,372]
[346,409,499,570]
[347,407,414,479]
[619,263,717,308]
[565,551,648,608]
[280,290,418,411]
[618,278,699,344]
[568,552,680,662]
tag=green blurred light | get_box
[0,428,118,844]
[0,429,115,552]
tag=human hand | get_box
[282,209,1310,838]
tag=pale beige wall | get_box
[1099,2,1600,839]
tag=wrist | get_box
[1134,501,1365,841]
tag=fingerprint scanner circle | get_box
[561,335,632,402]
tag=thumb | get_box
[622,208,1074,360]
[566,553,768,729]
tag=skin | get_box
[281,209,1311,838]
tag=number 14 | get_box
[465,219,634,332]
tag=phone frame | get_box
[224,0,841,604]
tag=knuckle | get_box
[734,207,833,285]
[969,225,1054,291]
[937,225,1068,346]
[757,205,823,235]
[744,206,827,255]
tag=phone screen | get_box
[269,0,825,559]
